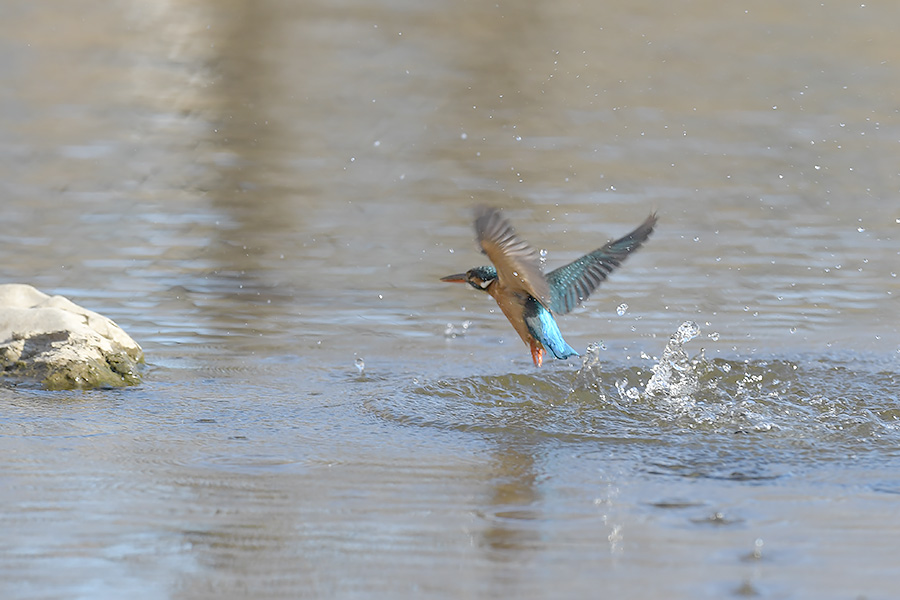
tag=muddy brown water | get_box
[1,1,899,598]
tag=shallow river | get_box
[1,1,899,598]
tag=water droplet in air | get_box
[674,321,701,344]
[585,341,606,353]
[444,320,471,339]
[355,357,365,376]
[707,332,720,341]
[617,303,628,316]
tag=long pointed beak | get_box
[440,273,467,283]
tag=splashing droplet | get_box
[355,357,365,376]
[673,321,701,344]
[586,341,603,355]
[645,321,701,397]
[707,331,720,341]
[444,320,471,339]
[616,303,629,316]
[572,341,606,394]
[753,538,764,559]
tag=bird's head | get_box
[440,266,498,292]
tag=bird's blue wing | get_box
[547,213,657,315]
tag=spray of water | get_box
[645,321,701,398]
[572,341,607,397]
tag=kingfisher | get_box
[441,207,657,366]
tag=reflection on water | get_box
[479,446,542,554]
[1,0,900,598]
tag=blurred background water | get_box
[1,1,899,598]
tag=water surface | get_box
[1,1,899,598]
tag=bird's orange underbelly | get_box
[487,285,534,348]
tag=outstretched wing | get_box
[474,206,550,308]
[547,213,657,315]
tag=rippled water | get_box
[378,324,900,474]
[1,0,899,598]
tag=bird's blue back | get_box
[523,297,579,360]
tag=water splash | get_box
[393,332,896,459]
[355,357,365,376]
[572,323,705,401]
[616,303,628,316]
[572,341,606,396]
[645,321,701,398]
[615,378,643,401]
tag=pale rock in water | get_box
[0,284,143,390]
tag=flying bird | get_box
[441,207,657,366]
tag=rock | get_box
[0,284,143,390]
